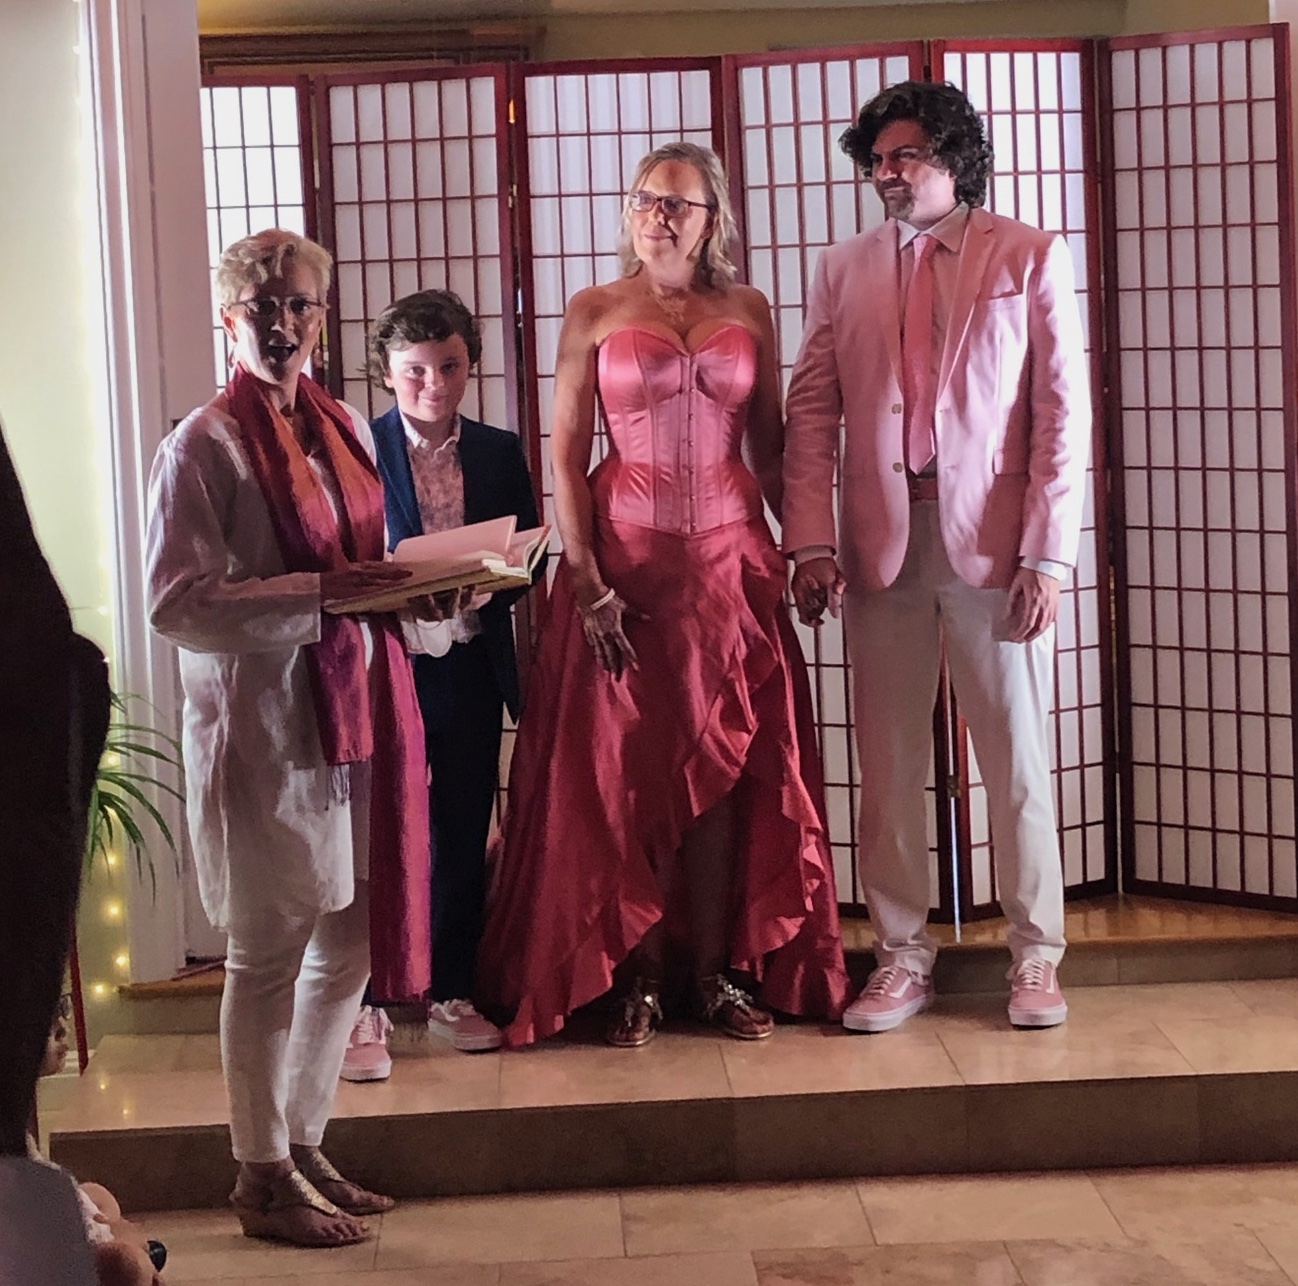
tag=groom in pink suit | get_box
[783,81,1090,1032]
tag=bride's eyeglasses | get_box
[627,190,713,219]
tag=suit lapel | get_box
[936,207,997,404]
[866,223,904,390]
[372,407,423,541]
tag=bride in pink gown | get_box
[478,142,850,1047]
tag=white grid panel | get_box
[942,45,1109,910]
[519,65,717,546]
[323,74,511,424]
[1110,34,1297,900]
[735,50,919,911]
[200,82,309,390]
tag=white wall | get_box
[2,0,214,1030]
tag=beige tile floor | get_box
[130,1165,1298,1284]
[50,977,1298,1135]
[39,979,1298,1284]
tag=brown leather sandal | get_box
[698,974,774,1041]
[230,1168,369,1247]
[605,979,664,1048]
[291,1144,396,1216]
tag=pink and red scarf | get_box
[228,365,431,1000]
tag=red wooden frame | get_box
[313,64,518,432]
[1103,23,1298,910]
[199,74,317,389]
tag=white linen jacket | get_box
[146,395,379,931]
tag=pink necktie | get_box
[903,234,939,475]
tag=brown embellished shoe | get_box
[605,978,664,1048]
[697,974,774,1041]
[290,1144,396,1215]
[230,1167,369,1247]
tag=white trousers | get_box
[221,882,370,1163]
[844,501,1065,975]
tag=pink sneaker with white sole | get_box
[339,1005,393,1082]
[427,998,503,1052]
[1007,959,1068,1028]
[843,965,934,1033]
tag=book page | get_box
[505,524,552,568]
[392,515,516,567]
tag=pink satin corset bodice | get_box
[590,323,765,535]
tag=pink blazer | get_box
[781,206,1091,591]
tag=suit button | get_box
[891,402,903,414]
[892,461,904,473]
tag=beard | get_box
[878,184,915,221]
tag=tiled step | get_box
[51,978,1298,1213]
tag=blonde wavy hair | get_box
[214,228,333,306]
[616,142,739,288]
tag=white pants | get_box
[845,501,1065,976]
[221,882,370,1163]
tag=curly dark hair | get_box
[839,80,993,209]
[366,288,482,386]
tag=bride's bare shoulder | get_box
[730,282,774,321]
[563,282,623,328]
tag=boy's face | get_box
[384,334,472,437]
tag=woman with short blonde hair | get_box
[147,228,430,1248]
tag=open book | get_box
[324,515,550,614]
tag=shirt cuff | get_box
[1022,557,1071,583]
[401,616,454,658]
[792,544,836,566]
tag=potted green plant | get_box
[69,693,184,1070]
[85,693,185,893]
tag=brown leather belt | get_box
[907,473,939,503]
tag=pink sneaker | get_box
[427,999,503,1052]
[340,1005,393,1082]
[1007,959,1068,1028]
[843,965,934,1033]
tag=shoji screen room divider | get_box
[1103,30,1298,908]
[199,22,1298,921]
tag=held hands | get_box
[579,587,641,679]
[408,585,490,622]
[320,561,411,610]
[1004,567,1061,643]
[790,556,845,626]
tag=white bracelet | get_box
[581,588,617,615]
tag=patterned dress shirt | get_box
[402,412,482,644]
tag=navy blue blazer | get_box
[370,407,546,721]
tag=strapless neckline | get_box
[601,321,755,358]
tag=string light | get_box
[91,983,108,998]
[104,850,118,870]
[103,900,122,921]
[114,953,129,970]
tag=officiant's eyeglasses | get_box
[867,145,935,173]
[627,190,713,219]
[232,295,325,321]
